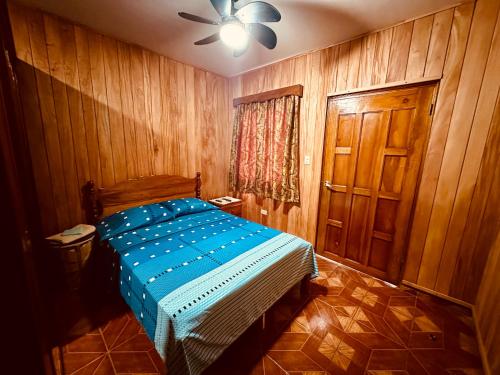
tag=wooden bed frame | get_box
[82,171,310,333]
[83,172,201,224]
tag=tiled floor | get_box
[55,256,484,374]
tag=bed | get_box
[84,173,318,375]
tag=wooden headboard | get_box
[84,173,201,224]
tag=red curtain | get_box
[229,95,300,203]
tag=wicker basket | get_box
[51,235,95,291]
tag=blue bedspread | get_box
[106,208,317,374]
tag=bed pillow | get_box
[96,203,175,240]
[160,198,218,218]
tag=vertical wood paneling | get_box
[406,15,434,79]
[9,4,58,234]
[404,3,474,283]
[371,28,393,85]
[166,58,180,175]
[102,36,127,183]
[436,15,500,294]
[475,231,500,375]
[175,62,188,177]
[416,0,500,289]
[74,26,102,187]
[148,52,162,176]
[28,10,71,229]
[117,42,138,180]
[335,42,350,91]
[358,33,377,87]
[451,92,500,301]
[88,32,115,186]
[159,55,170,176]
[424,9,454,77]
[8,2,231,235]
[346,39,361,89]
[325,45,339,94]
[231,0,499,307]
[386,22,413,82]
[470,92,500,375]
[184,65,197,177]
[58,20,90,190]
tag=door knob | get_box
[324,180,334,190]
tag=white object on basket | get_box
[46,224,96,245]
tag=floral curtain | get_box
[229,95,300,203]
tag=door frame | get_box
[315,79,440,284]
[0,1,56,373]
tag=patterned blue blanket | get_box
[99,200,317,374]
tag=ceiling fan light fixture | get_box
[219,22,248,50]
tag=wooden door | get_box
[316,83,437,283]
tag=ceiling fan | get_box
[178,0,281,57]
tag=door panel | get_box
[317,83,436,283]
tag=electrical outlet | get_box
[304,155,311,165]
[260,209,268,216]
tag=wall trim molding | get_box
[401,280,473,309]
[327,76,442,97]
[233,84,304,106]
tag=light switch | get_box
[260,209,268,216]
[304,155,311,165]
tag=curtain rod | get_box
[233,84,303,107]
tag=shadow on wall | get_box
[16,54,231,236]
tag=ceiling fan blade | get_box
[236,1,281,23]
[178,12,219,25]
[194,33,220,45]
[247,23,277,49]
[210,0,232,18]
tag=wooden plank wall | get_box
[475,233,500,375]
[231,0,500,303]
[7,2,231,236]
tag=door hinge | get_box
[429,102,435,116]
[4,48,17,85]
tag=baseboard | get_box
[315,254,399,287]
[401,280,473,309]
[472,306,492,375]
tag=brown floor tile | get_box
[301,330,370,374]
[408,331,444,349]
[390,296,417,306]
[412,348,483,373]
[63,353,104,374]
[54,256,484,375]
[72,355,105,375]
[101,313,130,349]
[110,352,157,373]
[368,349,428,374]
[269,332,310,350]
[267,350,323,372]
[148,349,166,375]
[263,355,288,375]
[66,334,107,353]
[93,355,115,375]
[112,333,154,352]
